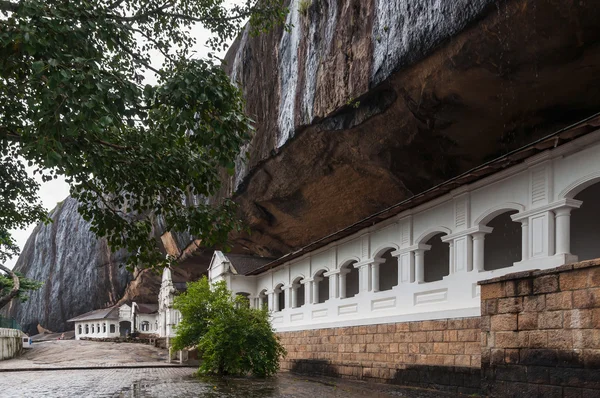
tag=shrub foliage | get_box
[172,277,286,377]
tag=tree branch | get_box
[114,38,163,76]
[105,7,250,25]
[105,1,174,22]
[159,11,250,24]
[0,263,20,310]
[96,139,131,150]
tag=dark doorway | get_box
[119,321,131,337]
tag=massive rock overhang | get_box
[246,112,600,275]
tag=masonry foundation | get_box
[278,317,482,394]
[480,259,600,397]
[278,259,600,396]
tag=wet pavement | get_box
[0,368,455,397]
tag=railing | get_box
[0,316,22,331]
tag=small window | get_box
[91,324,95,334]
[141,321,150,332]
[78,325,82,335]
[103,323,106,333]
[97,323,100,334]
[85,324,89,334]
[110,324,116,333]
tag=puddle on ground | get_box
[112,373,405,398]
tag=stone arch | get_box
[372,243,400,259]
[258,289,268,310]
[374,248,398,292]
[571,181,600,261]
[559,171,600,199]
[415,226,452,245]
[291,276,305,308]
[312,267,330,278]
[482,210,521,271]
[313,269,329,304]
[274,283,285,312]
[423,232,450,282]
[474,203,526,226]
[337,256,360,269]
[339,259,359,299]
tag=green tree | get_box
[0,270,42,308]
[0,0,288,292]
[0,230,42,309]
[172,277,286,377]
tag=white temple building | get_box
[208,121,600,332]
[68,267,182,340]
[70,118,600,338]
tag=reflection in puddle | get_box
[111,371,441,398]
[116,375,279,398]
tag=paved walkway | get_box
[0,368,455,398]
[0,340,464,397]
[0,340,183,371]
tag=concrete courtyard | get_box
[0,340,173,370]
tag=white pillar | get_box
[267,290,274,312]
[339,269,349,299]
[396,254,403,286]
[312,277,322,304]
[473,232,486,272]
[449,241,455,274]
[329,272,338,300]
[303,280,312,305]
[250,296,258,309]
[284,286,293,310]
[291,284,298,308]
[415,249,425,283]
[555,208,572,255]
[521,220,529,261]
[274,289,280,312]
[371,262,380,292]
[357,264,370,293]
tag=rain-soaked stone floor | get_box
[0,368,458,397]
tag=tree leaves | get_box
[0,0,288,270]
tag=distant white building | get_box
[68,267,182,340]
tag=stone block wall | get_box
[278,317,481,394]
[480,259,600,397]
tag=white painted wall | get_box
[0,328,24,360]
[74,320,120,340]
[222,130,600,332]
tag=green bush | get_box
[171,277,286,377]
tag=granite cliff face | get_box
[4,198,132,335]
[221,0,600,258]
[8,0,600,332]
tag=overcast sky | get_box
[6,22,235,269]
